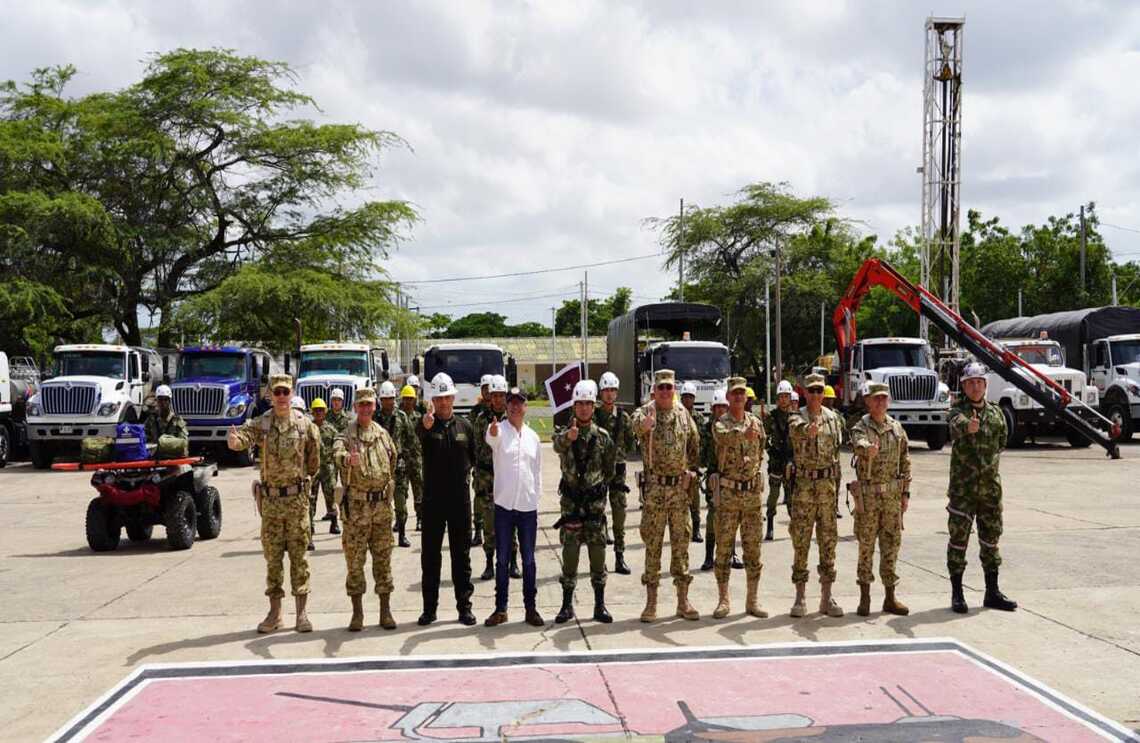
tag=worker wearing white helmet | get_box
[677,380,706,545]
[327,387,351,433]
[291,395,307,413]
[469,374,495,426]
[145,383,188,449]
[765,379,797,541]
[699,387,732,572]
[472,371,519,581]
[593,371,635,575]
[406,374,420,388]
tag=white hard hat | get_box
[599,371,620,390]
[378,381,397,398]
[488,374,508,393]
[776,380,794,395]
[680,381,697,397]
[406,374,420,387]
[962,362,988,381]
[480,374,493,387]
[572,379,598,403]
[155,384,172,398]
[432,372,456,397]
[290,395,306,411]
[790,391,800,403]
[712,388,728,407]
[330,388,345,400]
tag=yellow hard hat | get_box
[823,385,836,399]
[400,385,416,399]
[310,397,327,410]
[745,386,756,400]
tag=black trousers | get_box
[420,492,474,614]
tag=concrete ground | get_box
[1,437,1138,741]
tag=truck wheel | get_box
[164,490,197,550]
[1065,427,1093,448]
[1106,401,1134,442]
[1001,403,1026,447]
[30,441,53,470]
[194,486,223,539]
[86,498,121,552]
[926,426,948,451]
[126,520,154,542]
[0,425,9,467]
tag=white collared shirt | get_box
[485,419,543,512]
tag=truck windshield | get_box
[651,347,730,380]
[424,350,503,385]
[299,352,369,378]
[1009,344,1064,366]
[54,351,126,378]
[177,353,245,380]
[1111,340,1140,365]
[862,344,932,370]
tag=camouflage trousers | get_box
[854,487,903,586]
[408,460,423,518]
[766,474,789,515]
[715,489,764,583]
[608,481,628,552]
[704,478,717,543]
[789,479,839,585]
[946,484,1003,575]
[477,488,518,560]
[341,496,394,596]
[309,465,336,520]
[392,469,410,525]
[261,492,311,599]
[640,481,693,588]
[560,521,608,590]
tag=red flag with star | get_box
[544,362,583,414]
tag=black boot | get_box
[950,573,968,614]
[731,550,744,569]
[471,523,483,547]
[397,519,411,548]
[320,512,334,522]
[555,587,575,624]
[593,585,613,623]
[700,539,714,571]
[614,551,631,575]
[417,608,437,626]
[329,512,341,535]
[765,509,775,541]
[480,553,494,581]
[691,510,703,543]
[983,571,1018,611]
[415,515,422,532]
[509,553,522,580]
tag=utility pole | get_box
[1018,289,1023,317]
[550,306,557,380]
[765,279,772,406]
[819,301,825,357]
[678,198,685,302]
[774,242,783,386]
[1079,205,1087,300]
[1112,274,1118,305]
[584,271,589,372]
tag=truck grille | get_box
[298,383,355,408]
[172,385,227,416]
[41,384,98,415]
[886,374,936,402]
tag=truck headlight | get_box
[1085,388,1098,404]
[937,384,950,403]
[28,402,41,416]
[97,402,121,416]
[225,402,247,418]
[1127,382,1140,397]
[1017,394,1030,408]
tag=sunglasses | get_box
[656,384,674,391]
[272,388,292,397]
[806,388,824,394]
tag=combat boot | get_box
[415,515,422,532]
[471,523,483,547]
[640,585,658,623]
[883,584,909,615]
[329,511,341,535]
[691,509,703,543]
[857,582,872,616]
[790,582,806,618]
[765,508,776,541]
[819,582,844,618]
[745,576,767,618]
[480,553,494,581]
[555,586,575,624]
[258,596,283,634]
[397,520,411,548]
[295,595,313,633]
[983,571,1018,611]
[950,573,968,614]
[731,550,744,570]
[379,593,397,630]
[348,595,364,631]
[676,582,700,621]
[700,539,715,571]
[614,551,631,575]
[713,581,731,619]
[593,585,612,623]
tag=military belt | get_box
[802,465,838,481]
[720,475,760,492]
[346,487,388,503]
[857,480,904,496]
[260,482,304,498]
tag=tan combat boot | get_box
[713,581,731,619]
[295,594,313,632]
[676,582,700,621]
[883,585,910,616]
[348,595,364,632]
[258,596,283,634]
[379,593,397,629]
[857,583,872,617]
[790,582,806,618]
[640,585,658,623]
[819,582,844,618]
[745,577,768,618]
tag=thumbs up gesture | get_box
[489,417,500,437]
[567,417,579,441]
[746,422,760,441]
[641,406,656,433]
[348,442,361,468]
[423,398,435,429]
[867,441,880,460]
[967,409,980,435]
[227,424,240,450]
[808,419,819,438]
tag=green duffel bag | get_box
[157,435,189,460]
[81,436,115,464]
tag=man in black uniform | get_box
[416,372,478,627]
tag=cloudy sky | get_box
[6,1,1140,323]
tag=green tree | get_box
[554,287,633,335]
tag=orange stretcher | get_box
[51,456,204,472]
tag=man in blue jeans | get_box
[483,387,545,627]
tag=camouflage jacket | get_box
[468,400,488,426]
[315,419,338,469]
[764,406,794,470]
[713,411,767,485]
[399,405,423,466]
[552,421,616,518]
[851,413,911,492]
[700,414,719,472]
[593,405,636,460]
[631,403,701,477]
[788,406,843,471]
[472,406,506,493]
[326,407,352,433]
[948,399,1006,489]
[373,407,416,472]
[232,409,319,487]
[144,410,188,444]
[333,419,397,495]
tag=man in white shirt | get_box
[483,387,544,627]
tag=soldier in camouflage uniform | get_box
[947,362,1017,614]
[764,380,796,541]
[850,382,911,617]
[700,388,728,571]
[315,387,352,522]
[553,380,617,624]
[631,369,702,623]
[710,377,769,619]
[334,387,399,631]
[399,384,425,531]
[679,382,705,544]
[228,374,320,634]
[309,398,341,544]
[468,374,493,546]
[787,373,845,618]
[144,385,189,445]
[594,371,636,575]
[373,381,416,548]
[473,375,520,581]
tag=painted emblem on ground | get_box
[51,639,1137,742]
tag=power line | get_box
[1101,221,1140,235]
[415,289,581,311]
[396,252,663,284]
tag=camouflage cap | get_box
[727,376,748,393]
[653,369,676,386]
[804,373,826,390]
[269,373,293,392]
[865,381,890,398]
[355,387,376,404]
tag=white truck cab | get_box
[638,339,731,414]
[419,343,513,415]
[293,342,389,409]
[1089,334,1140,438]
[26,344,160,469]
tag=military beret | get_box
[269,373,293,391]
[654,369,676,386]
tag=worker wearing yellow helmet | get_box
[310,397,341,542]
[398,382,426,532]
[823,385,837,410]
[744,386,757,415]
